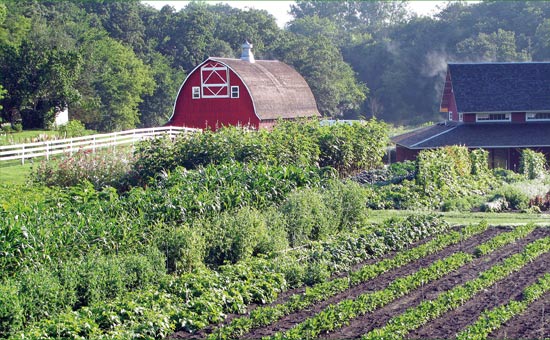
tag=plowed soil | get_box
[318,227,550,340]
[489,291,550,339]
[169,226,550,340]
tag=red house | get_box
[393,62,550,170]
[167,42,320,130]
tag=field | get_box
[3,123,550,339]
[168,224,550,339]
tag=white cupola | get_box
[240,40,255,63]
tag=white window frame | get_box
[231,86,239,98]
[448,111,453,121]
[476,113,511,122]
[192,86,200,99]
[526,112,550,121]
[459,112,463,122]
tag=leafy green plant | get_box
[519,149,547,180]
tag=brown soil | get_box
[246,226,509,339]
[168,226,471,339]
[316,227,550,340]
[489,291,550,339]
[408,251,550,338]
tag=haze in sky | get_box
[142,1,451,27]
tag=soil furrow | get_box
[489,290,550,339]
[408,250,550,338]
[169,225,473,339]
[243,226,509,339]
[315,227,549,340]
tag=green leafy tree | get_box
[272,32,367,118]
[72,35,154,131]
[456,29,530,62]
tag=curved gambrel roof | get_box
[211,57,320,120]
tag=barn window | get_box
[448,111,453,121]
[192,87,200,99]
[201,62,229,98]
[231,86,239,98]
[476,113,511,122]
[459,112,463,122]
[526,112,550,121]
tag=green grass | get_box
[0,130,57,146]
[0,161,35,185]
[368,209,550,227]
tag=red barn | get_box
[393,62,550,170]
[168,42,320,130]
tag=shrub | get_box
[31,149,135,189]
[519,149,547,179]
[203,207,276,266]
[281,188,338,247]
[153,223,205,274]
[56,120,89,138]
[324,180,369,231]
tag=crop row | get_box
[207,221,494,339]
[10,215,447,339]
[267,224,537,340]
[363,236,550,339]
[456,272,550,340]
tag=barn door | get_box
[201,61,229,98]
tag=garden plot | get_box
[170,225,550,340]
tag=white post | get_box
[21,146,25,165]
[46,142,50,160]
[93,136,96,153]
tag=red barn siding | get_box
[511,112,525,123]
[463,113,476,123]
[171,62,259,130]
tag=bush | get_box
[281,188,339,247]
[203,207,279,266]
[31,149,135,190]
[324,180,369,231]
[490,185,530,210]
[56,120,89,138]
[519,149,547,179]
[441,195,484,212]
[153,223,205,274]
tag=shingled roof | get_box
[448,62,550,113]
[394,122,550,149]
[212,57,320,120]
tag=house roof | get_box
[448,62,550,113]
[212,57,320,120]
[393,122,550,149]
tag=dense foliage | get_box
[4,2,550,129]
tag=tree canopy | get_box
[2,1,550,130]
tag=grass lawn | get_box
[368,209,550,227]
[0,130,57,146]
[0,160,35,185]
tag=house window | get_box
[192,87,200,99]
[231,86,239,98]
[476,113,511,122]
[526,112,550,121]
[459,112,463,122]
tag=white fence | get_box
[0,126,197,164]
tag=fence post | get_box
[21,145,25,165]
[46,141,50,160]
[93,136,96,153]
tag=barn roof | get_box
[448,62,550,113]
[393,122,550,149]
[211,57,320,120]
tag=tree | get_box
[271,32,367,118]
[72,35,154,131]
[456,29,530,62]
[0,31,81,128]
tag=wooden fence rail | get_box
[0,126,197,164]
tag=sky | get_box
[142,1,451,28]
